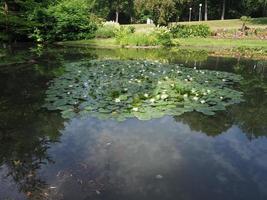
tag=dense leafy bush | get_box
[95,21,119,38]
[170,24,211,38]
[115,26,173,47]
[45,0,98,41]
[151,27,173,47]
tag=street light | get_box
[189,7,192,22]
[199,3,202,21]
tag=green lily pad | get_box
[44,59,244,120]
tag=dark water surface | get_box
[0,45,267,200]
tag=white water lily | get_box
[150,98,155,103]
[171,83,175,87]
[220,96,224,99]
[222,79,226,82]
[132,107,139,112]
[183,94,188,98]
[158,81,162,84]
[205,80,209,83]
[115,98,121,103]
[193,96,199,101]
[124,88,128,91]
[207,89,211,93]
[203,92,207,96]
[78,70,81,73]
[137,80,141,83]
[68,85,73,88]
[144,93,149,98]
[191,89,196,93]
[161,94,169,100]
[200,100,206,104]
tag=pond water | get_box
[0,45,267,200]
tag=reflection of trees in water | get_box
[174,61,267,138]
[174,112,232,136]
[0,62,64,198]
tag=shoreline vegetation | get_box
[55,18,267,60]
[57,37,267,60]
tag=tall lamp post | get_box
[199,3,202,21]
[189,7,192,22]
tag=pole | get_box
[199,4,202,21]
[189,8,192,22]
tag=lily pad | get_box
[44,60,244,120]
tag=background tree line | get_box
[0,0,266,42]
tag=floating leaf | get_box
[44,60,244,120]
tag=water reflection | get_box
[0,45,267,199]
[39,117,267,200]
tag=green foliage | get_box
[114,26,173,47]
[45,0,98,41]
[170,24,211,38]
[95,22,119,38]
[151,27,173,47]
[44,60,244,121]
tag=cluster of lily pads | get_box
[44,60,244,121]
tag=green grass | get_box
[178,38,267,48]
[173,17,267,31]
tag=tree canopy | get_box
[1,0,266,42]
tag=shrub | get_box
[170,24,211,38]
[95,21,119,38]
[151,27,173,47]
[115,26,174,47]
[45,0,98,41]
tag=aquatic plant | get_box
[44,60,244,120]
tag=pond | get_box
[0,45,267,200]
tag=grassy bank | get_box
[58,37,267,49]
[174,17,267,31]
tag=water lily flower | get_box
[78,70,81,73]
[191,89,196,93]
[158,81,162,84]
[115,98,121,103]
[200,100,206,104]
[161,94,168,100]
[189,77,193,81]
[220,96,224,100]
[203,92,207,96]
[150,98,155,103]
[194,67,197,70]
[132,107,139,112]
[205,81,209,83]
[124,88,128,91]
[69,85,73,88]
[207,89,211,93]
[183,94,188,98]
[171,84,175,87]
[67,92,71,95]
[222,79,226,82]
[193,96,199,101]
[144,93,149,98]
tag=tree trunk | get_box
[115,8,119,23]
[204,0,208,21]
[4,1,8,32]
[221,0,225,20]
